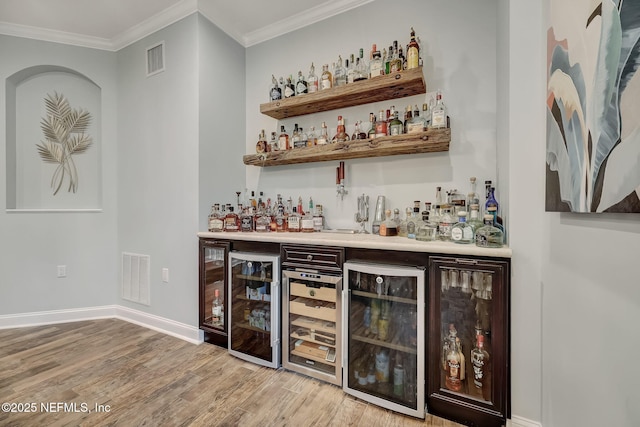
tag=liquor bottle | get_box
[370,299,380,335]
[346,53,355,84]
[422,102,431,128]
[291,124,301,148]
[307,126,317,146]
[435,186,444,205]
[442,324,457,370]
[451,211,474,244]
[407,105,425,134]
[487,206,506,239]
[351,121,367,140]
[388,107,403,135]
[256,129,267,153]
[379,209,398,236]
[397,207,411,237]
[369,46,384,78]
[269,74,282,101]
[278,125,290,150]
[384,45,392,75]
[485,186,499,216]
[313,204,324,231]
[212,288,222,326]
[287,207,301,232]
[275,204,287,232]
[223,206,239,232]
[356,47,368,81]
[445,335,463,392]
[255,206,271,232]
[398,45,405,70]
[320,64,332,90]
[475,214,504,248]
[333,115,349,142]
[467,204,483,233]
[438,206,454,241]
[471,334,491,400]
[389,41,402,73]
[334,55,347,86]
[307,62,319,93]
[300,205,314,233]
[269,131,277,152]
[299,127,308,147]
[317,121,329,145]
[407,203,423,239]
[467,176,480,208]
[375,110,388,138]
[393,353,405,397]
[406,27,420,69]
[456,337,466,381]
[367,112,376,139]
[416,210,438,241]
[295,70,308,95]
[431,90,448,129]
[240,207,254,232]
[284,75,295,98]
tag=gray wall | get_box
[0,35,118,314]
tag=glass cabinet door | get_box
[343,262,425,419]
[199,240,229,347]
[228,252,280,369]
[428,256,510,427]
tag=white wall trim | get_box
[0,305,204,345]
[508,415,543,427]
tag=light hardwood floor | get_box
[0,319,463,427]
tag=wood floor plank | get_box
[0,319,464,427]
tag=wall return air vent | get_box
[122,252,151,306]
[146,41,165,77]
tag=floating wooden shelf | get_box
[243,128,451,167]
[260,67,426,120]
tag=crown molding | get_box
[0,21,113,50]
[204,0,375,47]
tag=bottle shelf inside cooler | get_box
[351,289,417,306]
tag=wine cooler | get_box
[342,261,426,418]
[228,251,281,368]
[427,256,510,427]
[199,239,230,347]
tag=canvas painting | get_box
[546,0,640,212]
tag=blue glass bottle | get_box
[484,186,499,214]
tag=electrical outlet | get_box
[162,268,169,283]
[57,265,66,278]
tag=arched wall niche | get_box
[6,65,102,212]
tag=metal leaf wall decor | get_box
[36,92,93,195]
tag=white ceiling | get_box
[0,0,374,50]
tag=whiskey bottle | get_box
[307,126,317,146]
[471,334,491,400]
[291,124,302,148]
[208,204,224,232]
[407,105,425,134]
[445,336,463,392]
[457,337,466,381]
[278,125,290,150]
[275,205,287,232]
[379,209,398,236]
[269,74,282,101]
[333,115,349,143]
[431,90,448,129]
[312,204,324,231]
[406,27,420,69]
[255,206,271,232]
[223,206,239,232]
[295,70,308,95]
[269,131,277,152]
[240,207,254,232]
[369,45,384,78]
[284,75,295,98]
[287,207,301,232]
[320,64,333,90]
[351,121,367,140]
[300,201,314,233]
[389,41,402,73]
[334,55,347,87]
[307,62,319,93]
[256,129,267,153]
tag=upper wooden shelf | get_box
[260,67,427,120]
[243,128,451,167]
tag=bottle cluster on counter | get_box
[372,177,505,248]
[255,94,448,154]
[207,191,325,233]
[268,27,423,103]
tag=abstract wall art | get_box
[546,0,640,212]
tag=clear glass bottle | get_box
[269,74,282,101]
[317,121,329,145]
[334,55,347,87]
[369,46,384,78]
[240,207,254,232]
[416,210,438,241]
[379,209,398,236]
[299,127,308,147]
[397,207,411,237]
[431,89,448,129]
[422,102,431,128]
[407,202,424,239]
[438,206,454,241]
[313,204,324,231]
[388,107,404,135]
[295,70,307,95]
[471,334,491,400]
[475,214,504,248]
[351,120,367,140]
[278,125,290,150]
[287,207,301,232]
[255,206,271,232]
[307,62,319,93]
[268,131,277,152]
[291,123,301,148]
[389,41,402,73]
[307,126,317,146]
[406,27,420,69]
[284,75,295,98]
[468,176,480,208]
[212,288,223,327]
[300,200,314,232]
[208,204,223,232]
[451,211,474,244]
[346,54,355,84]
[467,204,484,233]
[320,64,333,90]
[356,47,368,81]
[407,104,425,134]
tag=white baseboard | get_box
[0,305,204,345]
[508,415,542,427]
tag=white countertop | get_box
[197,231,512,258]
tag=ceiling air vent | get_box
[146,41,165,77]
